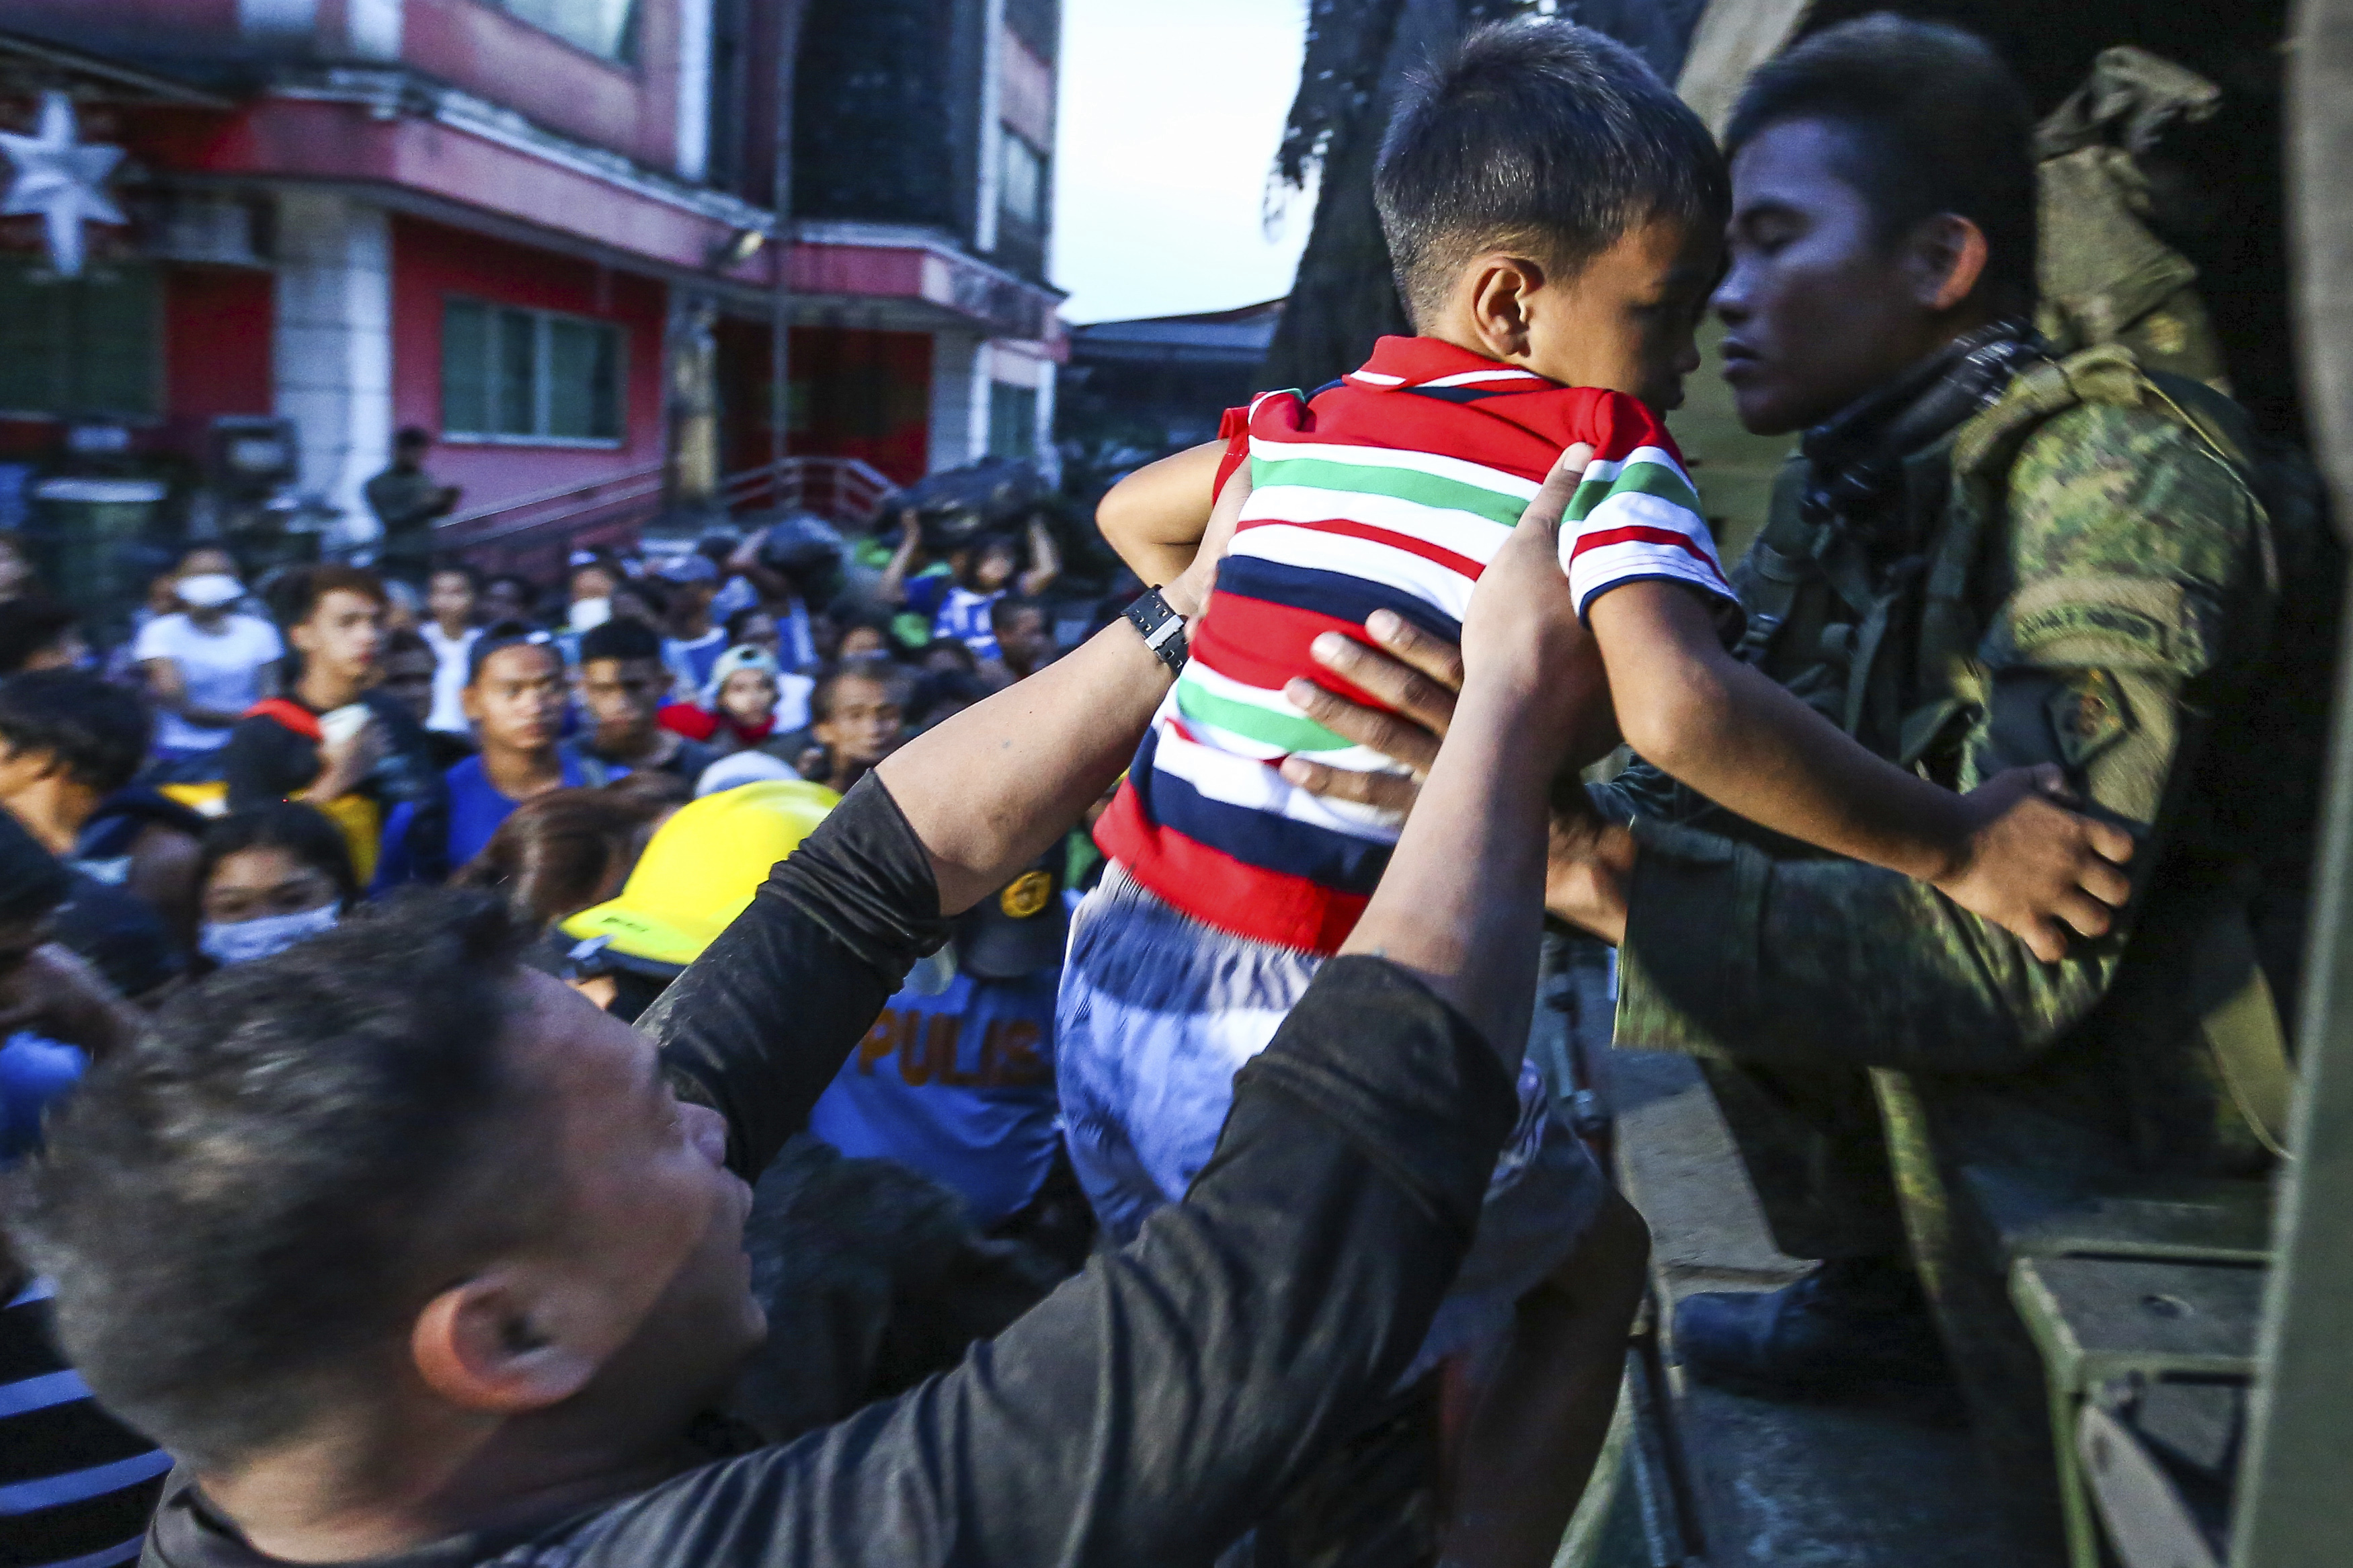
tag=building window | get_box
[1000,132,1046,229]
[988,382,1038,459]
[442,299,625,445]
[0,258,159,421]
[493,0,638,62]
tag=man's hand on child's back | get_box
[1932,765,2138,962]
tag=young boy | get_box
[1066,20,2130,1568]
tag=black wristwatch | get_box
[1124,586,1191,675]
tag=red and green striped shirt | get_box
[1096,335,1737,953]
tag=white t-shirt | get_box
[420,622,481,735]
[132,612,284,753]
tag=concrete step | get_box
[1603,1047,2011,1567]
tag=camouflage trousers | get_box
[1694,1054,2152,1567]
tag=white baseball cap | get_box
[693,749,801,798]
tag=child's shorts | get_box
[1055,864,1611,1377]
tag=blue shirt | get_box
[373,749,593,890]
[664,628,729,698]
[930,585,1003,661]
[1,1032,85,1162]
[806,967,1060,1226]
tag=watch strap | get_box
[1124,587,1190,674]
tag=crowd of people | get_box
[0,495,1113,1567]
[0,11,2318,1568]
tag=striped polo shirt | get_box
[1095,335,1737,954]
[1,1278,172,1568]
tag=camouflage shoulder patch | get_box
[2047,669,2134,768]
[1994,571,2214,672]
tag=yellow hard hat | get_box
[560,778,838,971]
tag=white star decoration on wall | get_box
[0,92,126,279]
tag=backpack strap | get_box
[1728,456,1817,667]
[243,697,323,742]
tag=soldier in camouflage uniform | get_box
[1548,21,2301,1559]
[1283,19,2314,1563]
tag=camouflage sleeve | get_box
[1613,400,2264,1073]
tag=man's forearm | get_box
[647,778,950,1178]
[1096,439,1223,587]
[877,513,1224,915]
[657,960,1517,1568]
[1613,817,2114,1074]
[1343,673,1559,1063]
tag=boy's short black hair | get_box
[577,617,664,667]
[0,669,151,795]
[1724,14,2036,314]
[1375,17,1730,327]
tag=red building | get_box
[0,0,1063,581]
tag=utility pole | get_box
[768,0,805,483]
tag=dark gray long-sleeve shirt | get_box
[149,776,1517,1568]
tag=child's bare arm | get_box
[1589,581,2136,961]
[1096,440,1227,585]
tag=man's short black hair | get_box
[577,617,664,667]
[0,597,77,677]
[467,621,559,686]
[0,669,151,795]
[14,889,552,1468]
[279,563,389,630]
[988,593,1047,636]
[393,425,434,450]
[812,655,914,723]
[1724,14,2037,314]
[1375,17,1730,327]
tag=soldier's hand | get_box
[1935,765,2137,962]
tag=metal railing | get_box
[435,455,898,578]
[720,455,897,522]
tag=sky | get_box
[1050,0,1313,325]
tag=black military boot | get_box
[1673,1257,1953,1398]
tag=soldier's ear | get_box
[1904,213,1991,316]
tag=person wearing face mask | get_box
[131,556,284,776]
[566,557,620,636]
[192,804,356,970]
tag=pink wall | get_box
[389,215,667,512]
[400,0,684,172]
[163,264,274,448]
